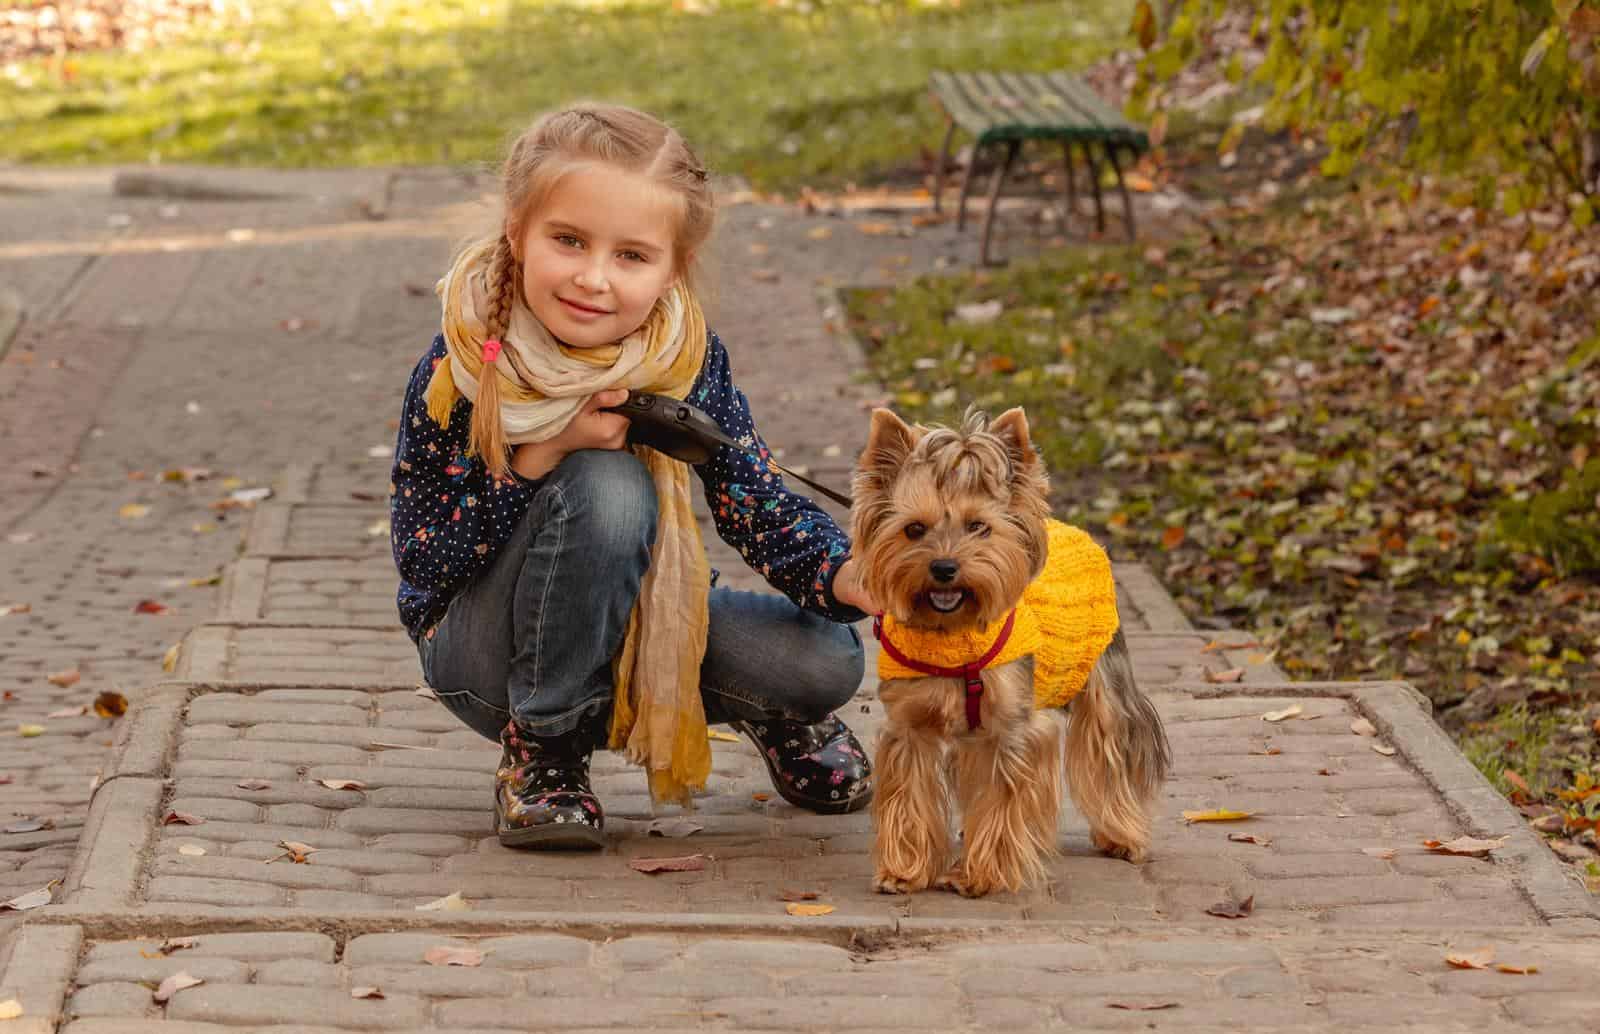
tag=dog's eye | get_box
[904,522,927,540]
[967,521,990,537]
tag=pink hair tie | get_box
[481,338,503,363]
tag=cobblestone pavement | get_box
[1,165,1596,1030]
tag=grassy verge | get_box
[843,160,1600,807]
[1,0,1131,190]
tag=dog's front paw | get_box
[1092,830,1148,863]
[873,870,930,895]
[933,866,986,898]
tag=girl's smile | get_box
[516,163,681,348]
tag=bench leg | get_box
[955,140,984,232]
[1061,139,1079,228]
[1082,140,1107,235]
[932,120,956,215]
[980,139,1021,266]
[1105,143,1137,241]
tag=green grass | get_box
[1,0,1133,190]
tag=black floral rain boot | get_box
[731,713,873,815]
[495,716,606,850]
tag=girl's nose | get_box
[574,260,609,292]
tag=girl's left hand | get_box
[832,558,881,616]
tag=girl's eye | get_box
[555,234,582,248]
[619,250,648,263]
[967,520,990,537]
[904,522,927,540]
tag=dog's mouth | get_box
[924,588,968,614]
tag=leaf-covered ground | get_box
[0,0,1129,191]
[844,131,1600,867]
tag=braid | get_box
[468,236,519,477]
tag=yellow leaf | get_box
[707,730,740,742]
[17,724,44,738]
[1182,809,1254,823]
[119,503,151,519]
[785,902,835,916]
[0,999,20,1019]
[1444,946,1495,970]
[162,643,181,673]
[806,226,833,240]
[1455,629,1472,646]
[1261,705,1303,722]
[1494,963,1538,975]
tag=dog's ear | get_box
[861,407,918,472]
[989,407,1037,471]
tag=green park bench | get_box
[929,71,1150,264]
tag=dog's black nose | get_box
[929,559,959,583]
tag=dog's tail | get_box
[1063,628,1171,857]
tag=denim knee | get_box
[790,624,866,719]
[545,449,658,557]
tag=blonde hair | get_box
[451,102,716,472]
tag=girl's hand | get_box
[511,388,632,480]
[831,557,881,616]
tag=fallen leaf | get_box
[629,855,706,874]
[1205,894,1254,919]
[277,840,317,863]
[161,810,204,826]
[423,946,485,967]
[785,902,836,916]
[1502,769,1531,801]
[134,599,170,615]
[17,724,44,738]
[646,817,704,838]
[1350,718,1377,737]
[1444,946,1495,970]
[1262,705,1303,722]
[706,729,740,742]
[1201,639,1262,653]
[1318,768,1335,776]
[1183,809,1254,823]
[152,937,197,956]
[178,845,206,857]
[0,603,31,617]
[779,889,820,902]
[416,891,471,912]
[236,778,272,790]
[119,503,151,519]
[806,225,834,240]
[855,220,898,236]
[45,668,80,688]
[1362,847,1397,860]
[1228,833,1271,845]
[0,885,53,911]
[1494,963,1539,974]
[1160,525,1187,550]
[188,573,222,588]
[318,778,367,791]
[1372,743,1398,756]
[954,300,1004,324]
[5,818,53,834]
[367,741,438,751]
[1109,1001,1179,1011]
[93,691,128,718]
[1205,667,1244,683]
[161,643,180,673]
[0,1000,20,1019]
[351,986,385,999]
[414,685,437,700]
[46,706,87,718]
[1423,835,1510,856]
[751,792,771,802]
[154,972,204,1003]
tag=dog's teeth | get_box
[928,590,964,613]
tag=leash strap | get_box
[872,610,1018,731]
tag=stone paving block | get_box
[163,983,429,1027]
[251,958,344,987]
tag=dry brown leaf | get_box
[779,889,820,902]
[5,817,53,834]
[45,668,80,688]
[751,792,771,802]
[1494,963,1539,974]
[1444,946,1495,970]
[153,971,203,1003]
[119,503,151,519]
[46,706,87,719]
[0,885,53,911]
[0,1000,20,1019]
[1423,835,1510,856]
[351,986,386,999]
[1160,525,1187,550]
[1350,718,1377,737]
[1362,847,1397,860]
[416,891,470,912]
[423,945,484,967]
[236,778,272,790]
[1205,667,1245,684]
[0,603,32,617]
[1108,1001,1179,1011]
[92,691,128,718]
[629,855,706,874]
[161,642,180,673]
[1183,809,1254,823]
[645,817,704,838]
[1201,639,1261,653]
[318,778,367,791]
[277,840,317,863]
[162,810,204,826]
[133,599,170,615]
[177,845,206,857]
[1205,894,1254,919]
[1372,743,1398,756]
[1261,705,1303,722]
[1227,832,1271,846]
[785,902,836,916]
[141,937,197,957]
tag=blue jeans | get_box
[418,449,865,742]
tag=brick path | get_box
[0,166,1595,1030]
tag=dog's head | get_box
[851,406,1050,632]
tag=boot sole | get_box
[731,721,874,816]
[498,824,606,850]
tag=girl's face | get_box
[515,163,682,349]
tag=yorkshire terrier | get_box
[853,407,1170,897]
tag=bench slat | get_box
[929,70,1147,151]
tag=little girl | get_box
[390,103,878,850]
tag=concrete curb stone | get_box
[0,924,82,1033]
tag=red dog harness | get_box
[872,611,1017,731]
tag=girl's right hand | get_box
[511,388,632,480]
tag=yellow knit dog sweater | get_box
[877,520,1120,709]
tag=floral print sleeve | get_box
[390,336,540,640]
[688,331,864,624]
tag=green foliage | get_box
[1136,1,1600,210]
[1461,703,1566,798]
[1497,456,1600,576]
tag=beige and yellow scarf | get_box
[425,241,712,807]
